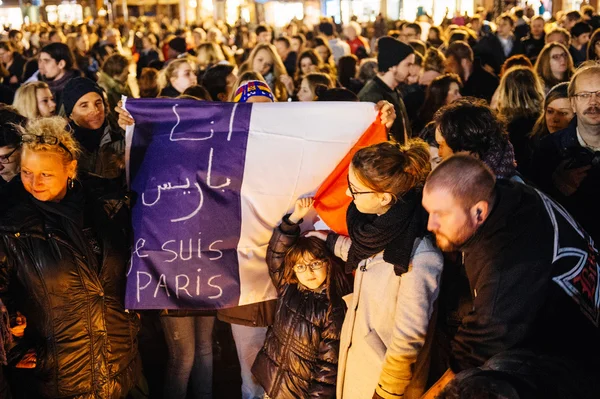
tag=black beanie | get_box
[377,36,414,72]
[63,77,104,117]
[169,37,187,54]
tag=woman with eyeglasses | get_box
[0,105,27,187]
[309,140,444,399]
[250,197,351,399]
[0,116,140,398]
[534,43,575,94]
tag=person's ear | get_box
[58,59,66,70]
[67,160,78,177]
[470,200,490,226]
[380,192,393,207]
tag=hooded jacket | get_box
[0,175,140,398]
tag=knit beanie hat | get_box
[169,37,187,54]
[377,36,414,72]
[233,80,274,103]
[63,77,104,117]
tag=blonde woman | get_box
[534,43,575,94]
[241,43,293,102]
[196,42,226,73]
[495,66,544,174]
[159,57,198,98]
[13,81,56,119]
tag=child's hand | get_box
[289,197,314,223]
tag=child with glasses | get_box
[251,197,351,399]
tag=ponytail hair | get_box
[351,139,431,203]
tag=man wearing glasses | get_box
[0,106,27,188]
[531,63,600,244]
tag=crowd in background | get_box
[0,2,599,399]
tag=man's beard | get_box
[434,221,477,252]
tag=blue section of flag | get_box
[125,99,253,309]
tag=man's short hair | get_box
[582,5,595,18]
[571,21,592,37]
[531,15,545,23]
[201,64,235,102]
[566,10,582,22]
[40,43,75,70]
[568,63,600,98]
[425,154,496,210]
[546,27,571,43]
[445,40,474,63]
[433,97,507,160]
[255,24,271,36]
[514,7,525,19]
[319,21,335,37]
[405,22,422,36]
[275,36,291,48]
[8,29,21,40]
[0,105,27,148]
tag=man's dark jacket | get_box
[461,62,499,104]
[449,180,600,376]
[474,34,525,75]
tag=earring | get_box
[68,177,74,190]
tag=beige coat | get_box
[334,235,444,399]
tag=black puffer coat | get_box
[0,176,140,398]
[251,216,346,399]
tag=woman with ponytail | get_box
[309,140,444,399]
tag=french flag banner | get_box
[123,98,386,310]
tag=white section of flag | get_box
[235,102,377,306]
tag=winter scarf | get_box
[483,141,518,180]
[346,188,427,276]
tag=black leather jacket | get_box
[0,176,140,398]
[251,216,346,399]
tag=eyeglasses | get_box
[572,90,600,102]
[21,134,73,159]
[347,174,376,200]
[551,53,568,61]
[0,147,18,164]
[293,259,326,273]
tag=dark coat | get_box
[461,62,499,104]
[0,176,140,398]
[474,34,525,76]
[528,122,600,244]
[251,216,345,399]
[522,34,545,63]
[358,76,411,143]
[137,49,160,78]
[449,180,600,374]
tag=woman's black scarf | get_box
[346,188,427,276]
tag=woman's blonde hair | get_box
[13,81,51,119]
[534,43,575,90]
[20,117,81,175]
[496,66,544,121]
[196,42,225,71]
[244,43,289,101]
[159,57,195,90]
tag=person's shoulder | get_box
[539,124,578,149]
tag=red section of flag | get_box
[314,119,388,235]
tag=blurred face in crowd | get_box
[401,26,418,43]
[252,49,274,76]
[223,72,237,101]
[274,41,290,60]
[345,26,358,40]
[49,32,63,43]
[297,78,315,102]
[423,186,480,252]
[293,254,328,290]
[545,98,574,133]
[407,62,421,84]
[70,92,105,130]
[36,87,56,117]
[0,47,13,65]
[38,52,65,80]
[291,37,302,53]
[21,149,76,203]
[546,32,569,47]
[444,55,467,80]
[470,19,481,32]
[0,145,20,182]
[76,35,90,53]
[574,32,591,47]
[549,47,569,79]
[9,32,22,47]
[435,127,454,159]
[346,165,392,215]
[142,37,153,50]
[106,29,120,46]
[171,62,197,93]
[257,30,272,45]
[571,72,600,128]
[392,53,415,84]
[496,18,513,37]
[531,18,545,38]
[300,56,317,75]
[445,82,462,104]
[316,45,329,63]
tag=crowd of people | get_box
[0,3,600,399]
